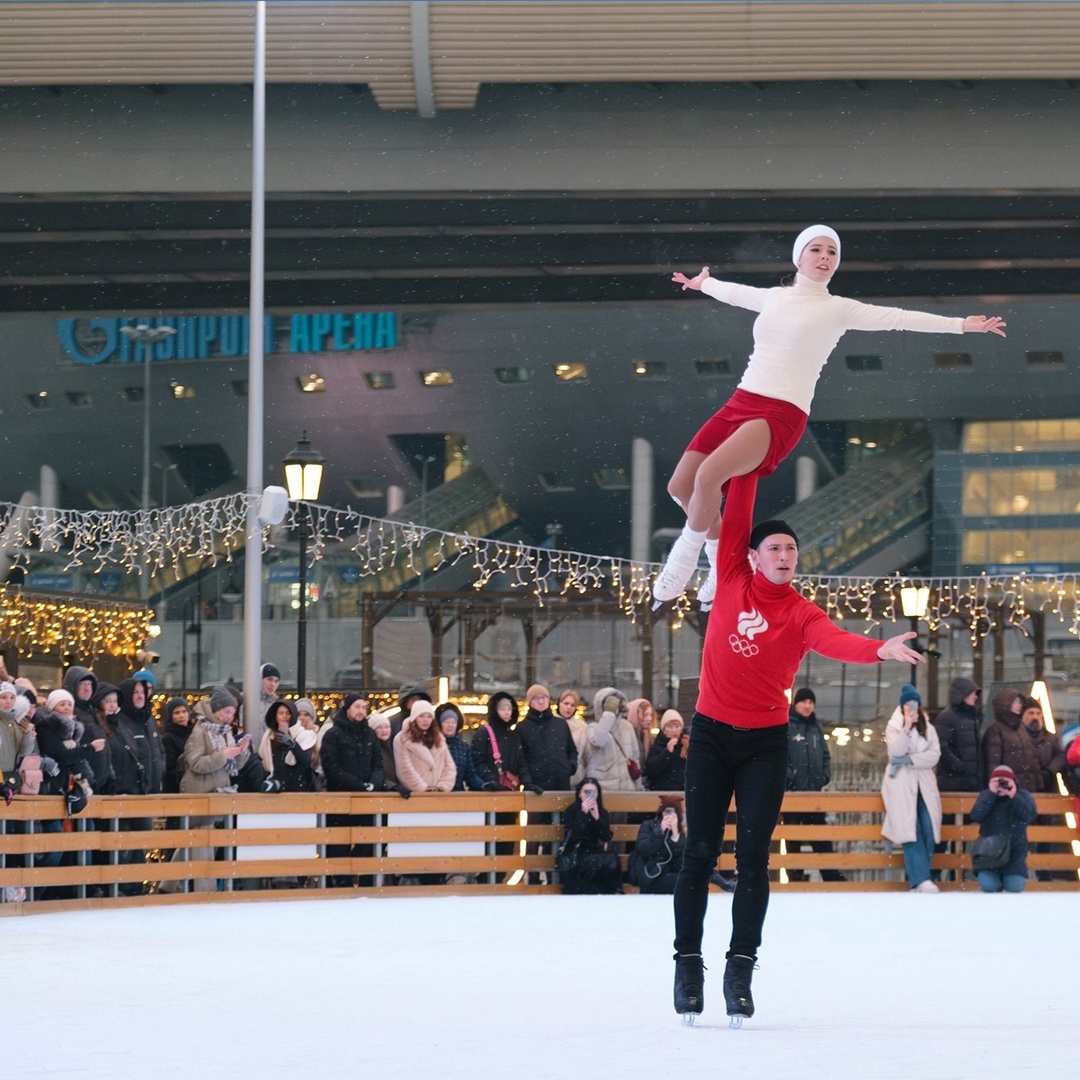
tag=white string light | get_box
[2,498,1078,634]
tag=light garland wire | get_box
[1,498,1079,636]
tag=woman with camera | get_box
[881,684,943,893]
[969,764,1037,893]
[558,776,622,894]
[628,795,686,894]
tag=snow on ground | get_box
[5,892,1072,1080]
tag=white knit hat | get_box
[792,224,841,269]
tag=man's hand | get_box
[877,631,927,665]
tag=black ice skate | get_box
[723,953,756,1028]
[673,952,705,1025]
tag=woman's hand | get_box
[667,736,679,752]
[672,266,710,291]
[962,315,1006,337]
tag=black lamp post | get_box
[283,434,325,696]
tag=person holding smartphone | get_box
[558,777,622,894]
[629,796,686,894]
[880,684,943,894]
[969,764,1037,892]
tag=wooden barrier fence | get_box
[2,791,1077,914]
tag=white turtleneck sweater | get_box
[700,272,965,413]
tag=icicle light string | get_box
[1,499,1078,635]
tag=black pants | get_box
[673,715,788,959]
[326,813,374,886]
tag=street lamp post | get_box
[283,434,325,697]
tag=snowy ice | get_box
[4,892,1071,1079]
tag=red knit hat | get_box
[990,765,1015,784]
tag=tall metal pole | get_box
[297,503,308,696]
[242,0,267,723]
[142,337,152,518]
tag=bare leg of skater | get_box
[654,420,771,603]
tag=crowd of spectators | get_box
[2,661,1077,900]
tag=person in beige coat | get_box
[177,687,252,891]
[393,700,456,793]
[557,689,589,788]
[880,683,942,893]
[584,687,644,792]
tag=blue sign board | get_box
[57,311,399,365]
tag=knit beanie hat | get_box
[0,681,17,700]
[899,684,922,708]
[525,684,551,704]
[343,693,366,713]
[792,224,841,268]
[659,708,684,731]
[46,688,75,711]
[261,663,281,680]
[209,686,237,713]
[295,697,317,720]
[793,687,816,706]
[749,519,799,550]
[407,699,436,723]
[990,764,1015,784]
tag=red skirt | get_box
[685,388,808,483]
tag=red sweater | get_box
[697,474,883,728]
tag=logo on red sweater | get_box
[737,608,769,639]
[729,608,767,657]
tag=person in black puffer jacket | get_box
[783,688,845,882]
[970,764,1037,892]
[932,677,983,791]
[109,677,165,796]
[36,691,94,796]
[470,692,534,792]
[159,696,194,794]
[628,796,686,894]
[558,777,622,894]
[644,709,687,791]
[108,677,166,893]
[517,684,576,791]
[65,666,112,795]
[320,694,383,886]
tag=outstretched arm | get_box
[962,315,1006,337]
[672,266,711,290]
[876,631,927,666]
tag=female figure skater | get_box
[654,225,1007,606]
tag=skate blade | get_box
[728,1015,744,1029]
[681,1013,698,1027]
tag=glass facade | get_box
[935,418,1080,574]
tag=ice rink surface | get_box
[4,891,1072,1080]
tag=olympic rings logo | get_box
[728,634,759,657]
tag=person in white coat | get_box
[881,684,943,893]
[585,687,643,792]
